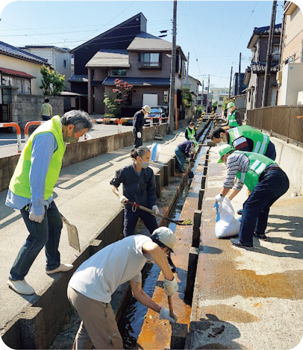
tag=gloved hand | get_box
[163,276,178,297]
[137,132,141,138]
[29,207,45,223]
[159,307,178,324]
[152,205,159,215]
[215,193,224,202]
[120,195,128,204]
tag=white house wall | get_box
[0,54,44,95]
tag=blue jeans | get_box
[9,201,63,281]
[239,168,289,246]
[124,207,158,237]
[175,147,185,171]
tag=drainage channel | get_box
[118,122,213,349]
[49,121,213,350]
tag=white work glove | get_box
[152,205,159,215]
[137,132,141,138]
[29,207,45,223]
[215,193,224,202]
[163,276,178,297]
[120,195,128,204]
[159,307,178,324]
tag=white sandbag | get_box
[150,143,161,162]
[214,197,240,238]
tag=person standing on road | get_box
[41,98,53,121]
[210,125,276,160]
[221,102,242,129]
[67,227,178,350]
[110,146,158,237]
[133,105,150,148]
[174,140,195,173]
[6,110,93,295]
[215,144,289,248]
[185,121,196,142]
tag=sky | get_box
[0,0,297,89]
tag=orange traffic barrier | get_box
[0,122,22,153]
[24,121,43,143]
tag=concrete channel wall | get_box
[1,120,195,349]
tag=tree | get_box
[181,86,193,109]
[103,79,133,118]
[222,98,233,111]
[40,65,65,96]
[212,101,218,112]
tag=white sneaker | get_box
[7,279,35,295]
[46,263,73,275]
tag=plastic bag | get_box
[214,197,240,238]
[150,143,161,162]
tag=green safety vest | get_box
[229,126,270,155]
[9,116,66,200]
[186,127,198,147]
[228,110,240,127]
[235,151,277,191]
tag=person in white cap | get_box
[67,227,178,350]
[133,105,151,148]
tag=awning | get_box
[0,67,35,79]
[103,77,170,86]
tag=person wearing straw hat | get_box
[67,227,178,350]
[133,105,151,148]
[215,144,289,248]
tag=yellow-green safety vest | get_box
[235,151,277,191]
[228,110,240,127]
[9,116,65,200]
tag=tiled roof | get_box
[0,41,49,65]
[127,32,172,51]
[247,23,282,49]
[0,67,35,79]
[86,50,130,68]
[68,75,88,82]
[103,76,170,86]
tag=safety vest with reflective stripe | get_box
[235,151,277,191]
[9,116,65,199]
[186,127,196,140]
[228,110,240,127]
[229,126,270,155]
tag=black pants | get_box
[133,128,143,148]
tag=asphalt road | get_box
[0,123,134,158]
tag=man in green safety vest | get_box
[222,102,242,128]
[185,121,198,147]
[6,110,93,295]
[215,144,289,248]
[210,125,276,160]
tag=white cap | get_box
[150,227,176,253]
[142,105,151,113]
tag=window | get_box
[272,45,280,62]
[63,59,67,68]
[139,53,161,68]
[219,96,223,101]
[112,69,126,76]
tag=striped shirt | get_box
[223,152,249,191]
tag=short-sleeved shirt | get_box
[110,163,157,209]
[68,235,151,303]
[41,103,52,117]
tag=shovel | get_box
[126,201,193,226]
[60,213,81,252]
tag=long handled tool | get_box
[168,296,174,319]
[60,213,81,252]
[126,201,193,226]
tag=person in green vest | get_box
[6,110,93,295]
[210,125,276,160]
[221,102,242,128]
[215,144,289,248]
[185,121,198,147]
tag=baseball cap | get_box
[150,227,176,253]
[142,105,151,113]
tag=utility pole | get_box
[229,65,233,99]
[186,52,190,86]
[169,0,177,133]
[238,52,241,95]
[262,0,277,107]
[206,74,210,113]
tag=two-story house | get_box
[277,2,303,105]
[19,46,72,91]
[244,24,281,111]
[69,13,187,117]
[0,41,50,123]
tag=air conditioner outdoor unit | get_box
[298,91,303,105]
